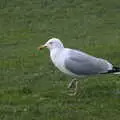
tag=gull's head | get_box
[38,38,64,51]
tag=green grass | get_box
[0,0,120,119]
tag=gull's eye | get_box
[49,42,53,45]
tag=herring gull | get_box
[38,38,120,95]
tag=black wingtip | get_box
[107,66,120,73]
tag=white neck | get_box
[50,48,63,63]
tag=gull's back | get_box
[64,48,113,76]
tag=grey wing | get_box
[64,49,112,75]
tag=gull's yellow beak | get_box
[37,45,47,50]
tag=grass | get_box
[0,0,120,119]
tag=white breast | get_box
[50,48,76,76]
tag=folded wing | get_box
[64,49,113,75]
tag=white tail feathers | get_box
[113,72,120,75]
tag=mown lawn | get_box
[0,0,120,119]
